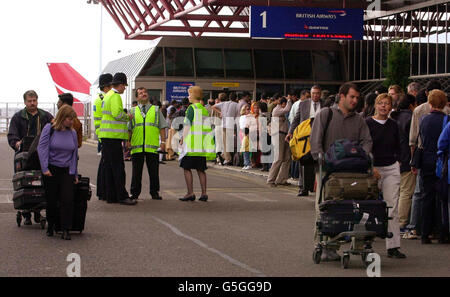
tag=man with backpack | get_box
[286,85,323,196]
[310,83,372,261]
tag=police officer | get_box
[93,73,112,201]
[128,87,168,200]
[98,72,136,205]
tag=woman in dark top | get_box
[366,93,406,259]
[37,105,78,240]
[417,89,448,244]
[390,94,417,230]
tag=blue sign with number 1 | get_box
[250,6,363,40]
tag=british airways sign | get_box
[250,6,364,40]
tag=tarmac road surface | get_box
[0,136,449,277]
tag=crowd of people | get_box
[7,73,450,251]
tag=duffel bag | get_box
[13,188,46,210]
[323,172,379,201]
[325,139,370,173]
[318,200,389,238]
[12,170,43,191]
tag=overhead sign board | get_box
[212,82,240,88]
[166,81,194,102]
[250,6,363,40]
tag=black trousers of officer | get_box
[96,153,106,200]
[130,152,160,198]
[44,165,74,230]
[101,138,129,203]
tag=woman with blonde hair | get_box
[38,105,79,240]
[179,86,215,202]
[365,93,406,258]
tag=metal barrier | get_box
[0,102,92,138]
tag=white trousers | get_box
[375,162,401,250]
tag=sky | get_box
[0,0,152,104]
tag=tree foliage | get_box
[383,42,411,90]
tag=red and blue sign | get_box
[166,81,194,102]
[250,6,363,40]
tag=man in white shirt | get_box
[289,89,310,124]
[211,93,240,165]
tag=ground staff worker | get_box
[179,86,216,202]
[93,73,113,201]
[128,87,168,200]
[98,72,136,205]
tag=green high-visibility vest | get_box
[130,105,160,155]
[98,89,129,140]
[185,103,216,160]
[93,93,104,136]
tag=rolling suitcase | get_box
[12,170,43,191]
[323,173,379,201]
[13,188,46,210]
[318,200,389,238]
[55,176,90,233]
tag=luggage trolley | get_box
[12,171,47,229]
[313,153,393,269]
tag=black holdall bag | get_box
[324,139,371,174]
[318,199,389,239]
[12,170,43,191]
[13,188,46,210]
[14,152,30,173]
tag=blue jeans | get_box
[407,171,423,232]
[243,152,251,167]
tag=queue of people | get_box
[7,74,450,252]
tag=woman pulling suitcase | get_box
[38,105,79,240]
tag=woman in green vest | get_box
[179,86,215,202]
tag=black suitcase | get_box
[13,188,46,210]
[12,170,43,191]
[75,176,91,201]
[55,177,90,233]
[54,197,87,233]
[318,200,389,238]
[14,152,29,173]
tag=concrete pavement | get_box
[0,136,449,277]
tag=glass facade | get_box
[283,50,313,79]
[312,51,342,81]
[195,49,224,78]
[140,47,164,76]
[254,50,283,79]
[224,50,253,78]
[165,47,194,77]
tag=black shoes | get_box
[61,230,71,240]
[387,248,407,258]
[179,195,196,201]
[151,193,162,200]
[198,195,208,202]
[120,198,137,205]
[297,190,309,197]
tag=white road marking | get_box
[227,192,277,202]
[152,216,266,277]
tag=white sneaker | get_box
[242,166,251,170]
[97,152,101,156]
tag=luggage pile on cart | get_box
[313,139,393,269]
[12,148,47,229]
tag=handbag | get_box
[410,147,423,169]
